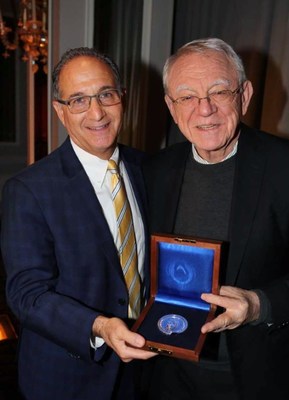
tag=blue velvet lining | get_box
[156,242,214,311]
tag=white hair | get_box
[163,38,247,93]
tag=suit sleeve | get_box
[1,178,103,362]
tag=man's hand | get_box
[201,286,260,333]
[92,316,156,362]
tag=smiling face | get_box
[165,50,253,163]
[53,56,124,159]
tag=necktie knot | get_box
[107,159,119,174]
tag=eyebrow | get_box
[66,92,84,100]
[209,79,232,89]
[65,85,117,100]
[175,79,232,94]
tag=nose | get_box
[87,97,106,119]
[196,96,216,116]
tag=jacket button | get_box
[118,298,126,306]
[68,352,81,359]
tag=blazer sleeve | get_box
[1,177,102,362]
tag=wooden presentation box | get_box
[133,233,222,361]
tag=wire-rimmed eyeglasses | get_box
[56,88,124,114]
[168,85,244,108]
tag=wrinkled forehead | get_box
[60,56,114,80]
[58,56,116,96]
[167,50,239,90]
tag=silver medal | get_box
[157,314,188,335]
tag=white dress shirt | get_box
[71,140,145,279]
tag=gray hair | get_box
[52,47,122,99]
[163,38,247,93]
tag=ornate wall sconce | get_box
[0,0,48,73]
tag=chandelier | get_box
[0,0,48,73]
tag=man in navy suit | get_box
[143,38,289,399]
[1,47,154,400]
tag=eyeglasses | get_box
[168,85,243,108]
[56,88,124,114]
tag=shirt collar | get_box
[192,141,238,164]
[70,139,119,187]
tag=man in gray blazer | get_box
[1,47,154,400]
[143,38,289,399]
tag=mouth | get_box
[196,124,219,130]
[86,122,110,131]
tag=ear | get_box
[52,101,66,127]
[121,88,126,112]
[241,80,253,116]
[164,94,178,124]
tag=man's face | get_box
[165,51,253,163]
[53,56,123,159]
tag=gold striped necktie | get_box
[107,159,141,319]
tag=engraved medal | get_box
[157,314,188,335]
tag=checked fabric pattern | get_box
[107,159,141,319]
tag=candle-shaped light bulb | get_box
[32,0,36,20]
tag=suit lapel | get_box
[160,142,191,233]
[58,139,124,279]
[120,147,148,230]
[226,126,267,285]
[119,146,151,290]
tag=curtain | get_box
[168,0,289,144]
[94,0,144,149]
[261,1,289,138]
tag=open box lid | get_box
[151,234,221,309]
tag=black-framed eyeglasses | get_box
[56,88,124,114]
[168,85,244,108]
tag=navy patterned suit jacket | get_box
[143,123,289,399]
[1,138,150,400]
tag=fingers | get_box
[201,315,235,334]
[117,341,157,363]
[109,328,157,362]
[92,316,157,362]
[201,286,261,333]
